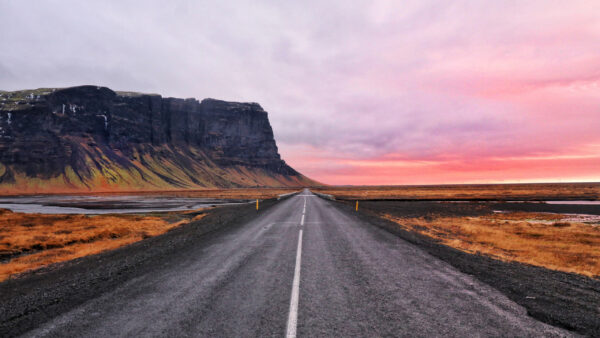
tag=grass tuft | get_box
[0,209,199,281]
[383,212,600,277]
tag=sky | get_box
[1,0,599,185]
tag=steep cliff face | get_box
[0,85,314,193]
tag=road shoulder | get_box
[0,198,284,337]
[318,197,600,337]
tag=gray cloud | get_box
[1,0,599,183]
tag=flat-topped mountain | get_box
[0,85,315,193]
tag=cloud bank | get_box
[1,0,599,184]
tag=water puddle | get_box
[545,200,600,205]
[492,210,600,226]
[0,195,247,214]
[559,213,600,224]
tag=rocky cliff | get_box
[0,85,315,193]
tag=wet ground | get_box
[0,195,247,214]
[491,201,600,216]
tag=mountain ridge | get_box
[0,85,316,194]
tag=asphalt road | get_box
[21,189,571,337]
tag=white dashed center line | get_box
[286,196,306,338]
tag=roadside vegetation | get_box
[314,183,600,200]
[0,188,299,281]
[0,208,206,281]
[383,211,600,277]
[317,183,600,277]
[135,188,300,199]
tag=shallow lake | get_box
[0,195,247,214]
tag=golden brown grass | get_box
[0,209,204,281]
[383,212,600,277]
[0,188,299,281]
[314,183,600,200]
[136,188,301,199]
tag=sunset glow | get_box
[1,1,599,185]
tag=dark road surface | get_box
[20,190,571,337]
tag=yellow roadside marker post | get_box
[356,200,359,211]
[256,199,259,210]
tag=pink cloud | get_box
[297,151,600,185]
[2,1,599,185]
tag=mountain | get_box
[0,85,316,194]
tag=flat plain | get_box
[314,183,600,278]
[0,188,300,281]
[313,182,600,200]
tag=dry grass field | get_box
[0,209,204,281]
[314,183,600,200]
[0,188,299,281]
[383,211,600,277]
[323,183,600,277]
[130,188,301,199]
[0,187,301,199]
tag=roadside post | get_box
[256,199,259,210]
[356,200,359,211]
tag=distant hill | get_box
[0,85,317,194]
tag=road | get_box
[22,189,571,337]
